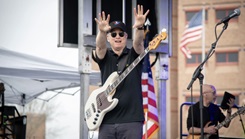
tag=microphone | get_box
[217,8,241,25]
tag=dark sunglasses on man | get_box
[110,32,125,38]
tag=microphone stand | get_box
[186,22,228,139]
[237,108,245,134]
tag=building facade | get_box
[177,0,245,138]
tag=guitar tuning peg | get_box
[153,34,158,38]
[161,28,167,33]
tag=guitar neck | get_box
[216,111,239,129]
[104,30,168,96]
[204,110,241,138]
[105,47,150,95]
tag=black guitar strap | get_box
[117,54,129,75]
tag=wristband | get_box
[137,26,144,30]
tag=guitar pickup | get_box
[92,103,96,113]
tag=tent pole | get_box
[157,53,169,139]
[78,0,92,139]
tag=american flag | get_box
[180,10,203,59]
[142,30,159,139]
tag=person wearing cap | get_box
[186,84,235,139]
[92,5,149,139]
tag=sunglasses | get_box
[110,32,125,38]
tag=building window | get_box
[216,52,238,64]
[186,53,202,65]
[216,9,238,23]
[186,95,239,106]
[186,10,208,22]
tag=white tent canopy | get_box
[0,47,100,105]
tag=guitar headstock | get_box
[238,105,245,115]
[148,28,168,51]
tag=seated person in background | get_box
[186,84,235,139]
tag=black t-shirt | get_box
[187,102,226,139]
[92,47,144,124]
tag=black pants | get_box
[98,122,143,139]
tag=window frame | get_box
[185,93,239,105]
[185,9,208,24]
[215,51,239,66]
[186,53,205,67]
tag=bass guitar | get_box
[84,29,167,130]
[187,106,245,139]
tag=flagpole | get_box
[144,112,148,139]
[142,18,159,139]
[144,19,150,139]
[202,6,206,83]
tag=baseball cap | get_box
[109,21,127,32]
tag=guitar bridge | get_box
[85,108,92,119]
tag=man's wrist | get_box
[137,26,144,30]
[227,109,232,114]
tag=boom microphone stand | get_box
[187,22,228,139]
[237,107,245,134]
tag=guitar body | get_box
[187,122,211,139]
[84,72,119,130]
[186,134,203,139]
[186,134,210,139]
